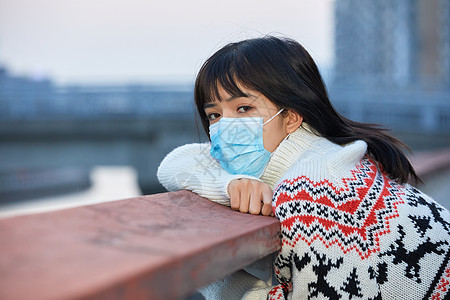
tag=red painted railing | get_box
[0,190,280,300]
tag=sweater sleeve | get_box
[156,143,259,206]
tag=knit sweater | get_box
[157,124,450,300]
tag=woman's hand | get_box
[228,179,274,216]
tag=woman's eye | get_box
[237,106,252,113]
[207,113,221,120]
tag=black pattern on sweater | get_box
[270,158,450,300]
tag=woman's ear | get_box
[286,110,303,134]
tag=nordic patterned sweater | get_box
[157,124,450,300]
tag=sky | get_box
[0,0,334,85]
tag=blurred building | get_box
[0,67,55,118]
[334,0,450,89]
[0,67,198,201]
[330,0,450,149]
[0,67,193,120]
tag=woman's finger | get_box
[249,185,262,215]
[228,180,240,211]
[239,180,250,213]
[261,185,274,216]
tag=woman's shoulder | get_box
[262,125,367,188]
[277,139,368,186]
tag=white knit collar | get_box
[260,123,324,188]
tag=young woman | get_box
[157,36,450,299]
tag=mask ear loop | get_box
[263,108,285,126]
[264,108,288,157]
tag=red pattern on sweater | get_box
[275,158,405,259]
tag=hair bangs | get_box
[200,56,250,104]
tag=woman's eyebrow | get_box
[224,93,256,102]
[204,93,257,108]
[204,103,216,109]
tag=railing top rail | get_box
[0,190,280,300]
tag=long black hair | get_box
[194,36,419,184]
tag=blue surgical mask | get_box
[209,109,284,177]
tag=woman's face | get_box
[204,85,289,153]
